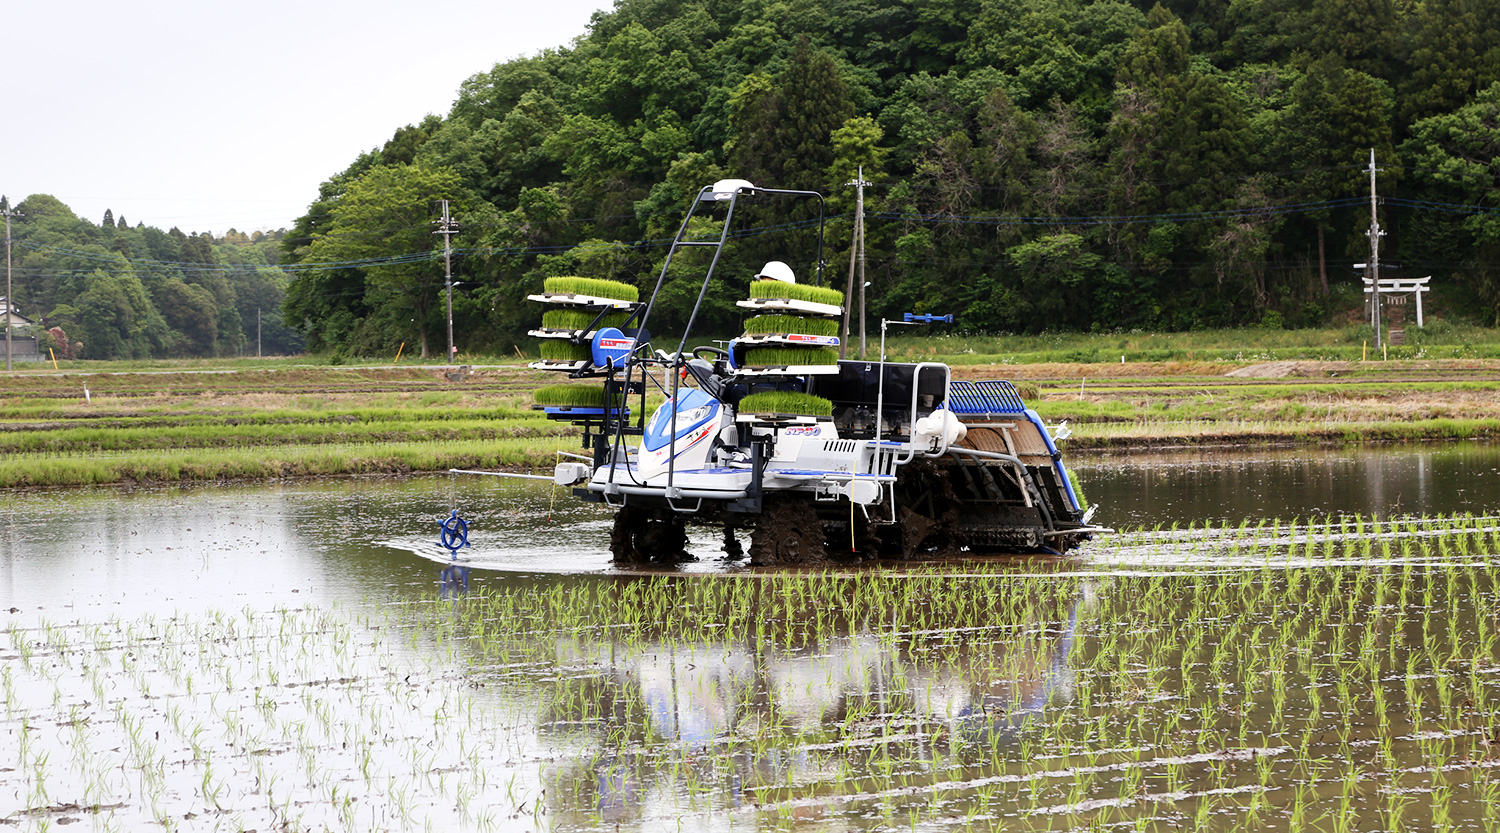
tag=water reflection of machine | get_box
[537,585,1090,823]
[437,563,470,595]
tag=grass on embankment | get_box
[0,364,672,488]
[0,416,566,454]
[0,439,569,489]
[1024,373,1500,448]
[880,321,1500,364]
[1060,416,1500,448]
[4,327,1500,486]
[0,365,581,487]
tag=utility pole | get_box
[1367,149,1384,350]
[841,169,869,359]
[842,166,869,359]
[3,199,21,372]
[433,200,459,364]
[857,166,870,359]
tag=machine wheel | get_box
[885,460,955,557]
[722,523,745,561]
[748,494,827,565]
[610,504,693,564]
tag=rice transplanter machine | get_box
[497,179,1104,564]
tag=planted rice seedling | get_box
[8,484,1499,831]
[389,511,1500,830]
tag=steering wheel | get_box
[691,346,728,361]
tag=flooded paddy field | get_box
[3,444,1500,831]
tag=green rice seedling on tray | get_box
[748,281,844,307]
[541,309,629,331]
[736,391,834,416]
[742,314,838,337]
[539,341,593,362]
[532,384,624,408]
[543,276,639,302]
[743,346,839,367]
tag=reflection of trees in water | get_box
[431,574,1093,824]
[1085,444,1500,526]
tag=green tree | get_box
[1402,82,1500,323]
[291,164,480,357]
[231,266,302,355]
[381,115,443,166]
[960,0,1093,107]
[776,38,856,190]
[1272,57,1394,295]
[1108,6,1252,325]
[1223,0,1314,65]
[1308,0,1394,79]
[1400,0,1500,122]
[74,268,168,359]
[1004,232,1101,330]
[156,277,219,356]
[827,115,889,184]
[729,38,855,190]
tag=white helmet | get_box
[755,260,795,284]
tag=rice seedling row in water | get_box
[2,401,544,428]
[390,512,1500,831]
[0,606,542,831]
[0,415,566,455]
[11,512,1497,830]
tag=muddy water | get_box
[1077,441,1500,527]
[3,443,1496,609]
[3,444,1499,831]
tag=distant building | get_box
[1,296,33,327]
[1,296,41,362]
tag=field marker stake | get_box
[393,342,405,364]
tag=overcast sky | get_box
[3,0,611,236]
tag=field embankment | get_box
[2,356,1498,487]
[0,364,574,488]
[1007,358,1500,448]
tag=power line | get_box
[872,198,1370,227]
[12,195,1500,284]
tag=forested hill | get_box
[277,0,1500,357]
[3,194,302,359]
